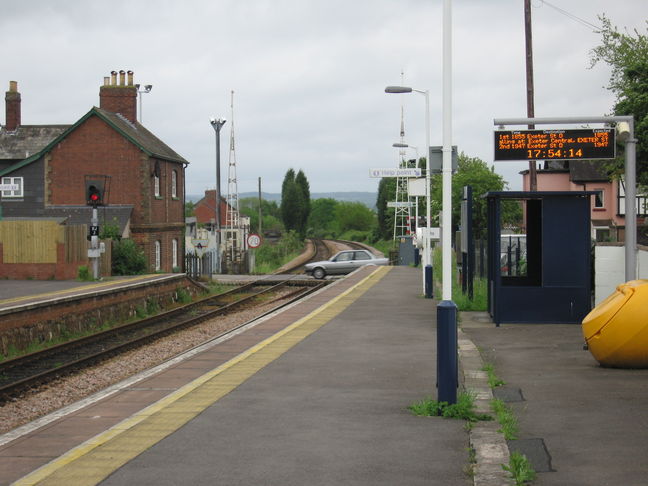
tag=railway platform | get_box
[1,266,470,486]
[2,266,648,485]
[0,274,182,312]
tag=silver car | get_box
[304,249,389,279]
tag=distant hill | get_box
[188,192,377,208]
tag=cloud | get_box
[1,0,645,196]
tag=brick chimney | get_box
[99,70,137,122]
[5,81,21,131]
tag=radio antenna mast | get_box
[225,90,240,265]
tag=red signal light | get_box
[86,184,103,207]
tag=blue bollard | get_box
[425,265,433,299]
[437,300,458,404]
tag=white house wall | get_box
[595,244,648,305]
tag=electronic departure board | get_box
[494,128,615,161]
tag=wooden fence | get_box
[0,220,113,279]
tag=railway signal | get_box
[85,180,104,207]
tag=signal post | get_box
[85,176,109,279]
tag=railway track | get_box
[279,238,334,274]
[0,277,327,402]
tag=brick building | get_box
[521,160,648,243]
[193,189,229,230]
[0,71,188,273]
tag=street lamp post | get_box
[135,84,152,123]
[385,86,432,297]
[210,117,227,273]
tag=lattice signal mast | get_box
[225,90,240,262]
[393,71,412,240]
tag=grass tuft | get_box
[409,392,493,422]
[502,451,536,485]
[482,363,506,388]
[491,398,519,440]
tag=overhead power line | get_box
[536,0,602,32]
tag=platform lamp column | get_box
[385,86,432,298]
[210,117,227,274]
[437,0,458,405]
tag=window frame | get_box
[155,240,161,271]
[171,170,177,198]
[172,239,178,268]
[1,176,23,198]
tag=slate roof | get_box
[569,160,610,183]
[0,125,71,161]
[45,205,133,235]
[0,107,188,177]
[95,108,188,165]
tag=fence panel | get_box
[0,220,62,263]
[64,225,88,262]
[185,250,216,279]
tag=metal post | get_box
[423,89,432,298]
[91,207,99,280]
[625,121,637,280]
[425,265,433,298]
[437,300,457,403]
[258,177,262,236]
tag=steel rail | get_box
[0,278,325,401]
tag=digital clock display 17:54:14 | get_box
[494,128,616,161]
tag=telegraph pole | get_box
[525,0,538,190]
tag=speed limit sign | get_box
[247,233,262,248]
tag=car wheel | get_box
[313,267,326,279]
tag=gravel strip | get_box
[0,291,294,435]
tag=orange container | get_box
[582,280,648,368]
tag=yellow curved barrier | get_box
[582,280,648,368]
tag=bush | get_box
[255,230,304,273]
[77,265,93,281]
[112,239,147,275]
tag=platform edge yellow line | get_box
[12,266,391,486]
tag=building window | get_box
[155,240,161,271]
[595,228,611,242]
[1,177,23,198]
[172,239,178,268]
[594,189,604,209]
[154,173,160,197]
[171,170,177,198]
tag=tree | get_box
[308,198,338,237]
[295,170,311,237]
[185,200,196,218]
[334,201,376,234]
[430,153,520,239]
[239,197,280,233]
[280,168,311,237]
[280,169,299,232]
[375,177,396,240]
[112,239,147,275]
[590,15,648,185]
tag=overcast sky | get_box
[2,0,646,197]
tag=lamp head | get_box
[616,121,631,143]
[210,117,227,128]
[385,86,413,94]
